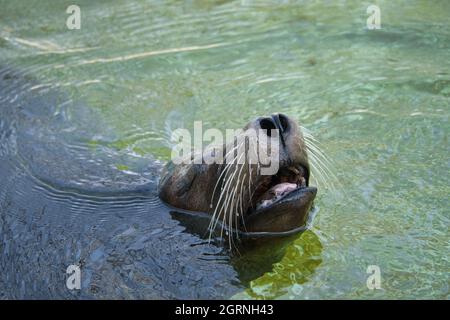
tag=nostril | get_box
[259,118,276,136]
[278,114,289,132]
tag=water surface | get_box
[0,0,448,299]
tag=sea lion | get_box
[158,113,317,237]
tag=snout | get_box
[258,113,290,147]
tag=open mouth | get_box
[249,165,310,213]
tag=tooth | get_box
[289,167,300,174]
[299,177,306,187]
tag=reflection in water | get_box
[171,209,323,296]
[234,231,322,299]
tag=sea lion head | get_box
[159,113,317,237]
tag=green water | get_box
[0,0,448,299]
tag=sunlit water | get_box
[0,0,448,299]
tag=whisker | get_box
[209,142,243,206]
[302,128,344,195]
[307,146,338,186]
[308,151,333,190]
[211,151,245,240]
[238,173,247,233]
[207,142,245,238]
[233,163,246,241]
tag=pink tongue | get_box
[270,182,297,196]
[257,183,298,209]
